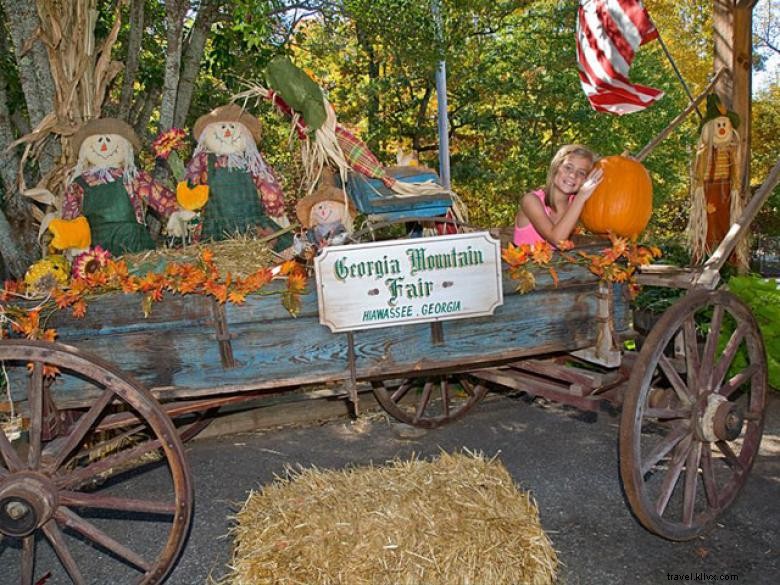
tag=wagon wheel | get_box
[0,339,193,584]
[372,373,488,429]
[619,290,767,540]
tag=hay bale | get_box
[226,451,557,585]
[124,235,276,279]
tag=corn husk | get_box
[225,451,557,585]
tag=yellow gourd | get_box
[48,216,91,250]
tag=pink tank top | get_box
[512,189,572,246]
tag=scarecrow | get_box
[234,56,467,224]
[687,93,747,267]
[295,185,356,251]
[184,104,293,253]
[51,118,186,257]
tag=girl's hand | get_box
[578,168,604,200]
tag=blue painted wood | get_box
[7,253,631,405]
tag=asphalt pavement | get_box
[165,390,779,585]
[5,389,777,584]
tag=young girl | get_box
[513,144,603,246]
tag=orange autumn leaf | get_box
[71,300,87,318]
[548,266,559,287]
[501,244,529,267]
[530,241,553,265]
[557,240,575,251]
[227,290,246,304]
[200,249,215,264]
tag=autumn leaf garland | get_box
[502,235,662,295]
[0,252,308,342]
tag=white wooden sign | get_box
[314,232,503,332]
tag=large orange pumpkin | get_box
[580,155,653,238]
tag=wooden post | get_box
[713,0,754,193]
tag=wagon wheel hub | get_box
[698,393,744,443]
[0,473,58,537]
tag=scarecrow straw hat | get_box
[72,118,141,154]
[295,185,356,228]
[193,103,262,144]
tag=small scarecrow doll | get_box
[184,104,293,252]
[687,94,747,267]
[53,118,184,257]
[295,185,356,252]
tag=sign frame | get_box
[314,231,503,332]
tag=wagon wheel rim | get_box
[619,290,767,541]
[0,339,193,584]
[371,373,488,429]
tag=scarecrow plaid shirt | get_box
[185,151,286,217]
[334,125,395,188]
[62,168,178,222]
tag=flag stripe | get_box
[576,0,663,115]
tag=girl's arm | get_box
[520,169,603,245]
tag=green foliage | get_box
[726,275,780,390]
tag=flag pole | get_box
[653,27,703,120]
[431,0,451,190]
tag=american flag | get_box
[576,0,664,114]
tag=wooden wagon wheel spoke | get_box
[620,290,767,541]
[700,304,725,378]
[55,435,163,492]
[59,491,176,515]
[640,423,689,477]
[372,373,488,429]
[682,441,703,526]
[700,445,719,507]
[655,435,692,516]
[657,355,692,405]
[681,316,701,395]
[709,323,749,392]
[55,507,151,572]
[27,363,44,470]
[0,339,193,585]
[45,388,115,474]
[0,425,24,472]
[718,363,760,399]
[21,535,35,585]
[42,519,86,585]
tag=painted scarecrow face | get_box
[202,121,247,156]
[709,116,734,147]
[310,199,346,227]
[81,133,128,168]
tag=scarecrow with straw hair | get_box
[183,104,293,253]
[51,118,187,257]
[687,93,747,268]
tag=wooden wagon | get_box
[1,150,778,583]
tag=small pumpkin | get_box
[580,155,653,238]
[48,216,91,250]
[176,181,209,211]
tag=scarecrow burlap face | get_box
[201,121,249,156]
[80,133,132,168]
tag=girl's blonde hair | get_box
[544,144,597,209]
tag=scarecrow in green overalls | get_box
[59,118,186,257]
[184,104,293,253]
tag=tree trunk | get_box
[158,0,189,132]
[355,25,380,151]
[1,0,60,175]
[173,0,222,128]
[0,7,38,277]
[118,0,146,120]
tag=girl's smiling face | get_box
[553,154,593,195]
[203,122,246,155]
[82,134,126,168]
